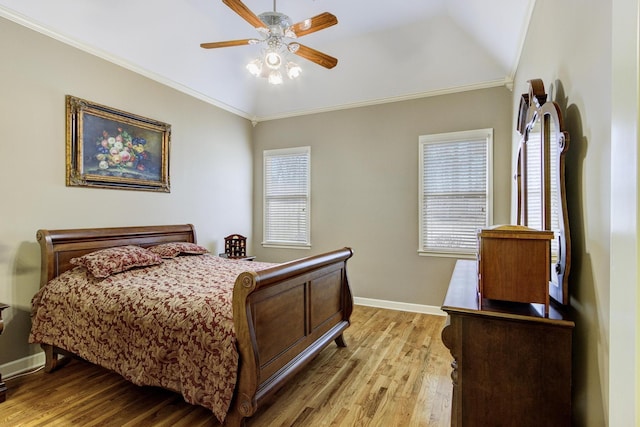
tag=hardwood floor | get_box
[0,306,452,426]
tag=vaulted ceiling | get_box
[0,0,534,121]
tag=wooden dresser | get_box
[441,260,574,427]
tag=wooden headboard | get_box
[36,224,197,288]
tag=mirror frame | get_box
[516,79,571,305]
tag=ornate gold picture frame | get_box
[66,95,171,192]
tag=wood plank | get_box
[1,306,452,426]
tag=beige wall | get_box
[0,17,254,366]
[513,0,617,425]
[252,88,513,307]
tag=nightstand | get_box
[219,253,256,261]
[0,303,8,403]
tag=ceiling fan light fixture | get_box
[205,0,338,85]
[287,62,301,79]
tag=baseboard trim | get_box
[354,297,446,316]
[1,352,45,380]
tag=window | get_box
[263,146,311,248]
[419,129,493,257]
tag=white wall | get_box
[513,0,638,427]
[610,0,640,425]
[0,17,254,366]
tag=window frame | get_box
[418,128,493,258]
[262,146,311,249]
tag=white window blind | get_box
[419,129,493,256]
[263,146,311,247]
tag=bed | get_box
[31,224,354,426]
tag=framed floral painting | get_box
[66,95,171,192]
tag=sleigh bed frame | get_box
[36,224,354,426]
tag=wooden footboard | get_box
[228,248,353,425]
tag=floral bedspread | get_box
[29,254,274,423]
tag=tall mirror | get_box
[516,79,571,305]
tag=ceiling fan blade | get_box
[290,12,338,37]
[222,0,266,29]
[292,43,338,69]
[200,39,257,49]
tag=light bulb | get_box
[265,51,282,70]
[287,62,301,79]
[246,59,262,77]
[268,70,283,85]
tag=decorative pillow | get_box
[147,242,209,258]
[70,245,163,278]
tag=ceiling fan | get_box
[201,0,338,83]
